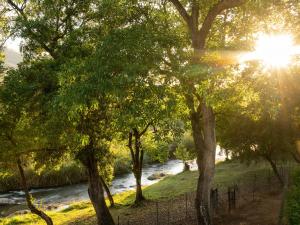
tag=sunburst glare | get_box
[240,33,300,68]
[255,34,293,68]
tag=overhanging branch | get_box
[168,0,192,28]
[198,0,247,48]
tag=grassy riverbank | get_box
[1,161,277,225]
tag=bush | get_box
[0,162,86,192]
[114,156,131,175]
[286,169,300,225]
[174,132,196,163]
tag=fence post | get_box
[233,186,236,209]
[156,201,159,225]
[228,187,231,213]
[252,173,257,201]
[216,188,219,211]
[185,193,188,219]
[167,203,170,225]
[268,169,271,186]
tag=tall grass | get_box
[0,162,87,192]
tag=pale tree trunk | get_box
[189,100,216,224]
[197,103,216,224]
[81,151,115,225]
[100,176,115,207]
[17,158,53,225]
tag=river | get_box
[0,149,225,216]
[0,160,196,215]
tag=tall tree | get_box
[0,64,54,225]
[165,1,247,223]
[3,1,117,224]
[89,14,181,203]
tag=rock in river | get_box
[147,173,167,181]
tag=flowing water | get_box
[0,150,225,216]
[0,160,194,209]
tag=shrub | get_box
[286,169,300,225]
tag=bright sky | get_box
[5,37,22,52]
[3,38,22,67]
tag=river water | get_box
[0,150,225,216]
[0,160,195,207]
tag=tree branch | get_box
[127,131,135,161]
[198,0,247,49]
[139,122,152,137]
[291,151,300,164]
[6,0,57,59]
[168,0,192,28]
[191,0,199,30]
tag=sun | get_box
[254,34,294,68]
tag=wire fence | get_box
[115,165,294,225]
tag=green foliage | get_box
[174,132,196,162]
[286,169,300,225]
[142,133,170,163]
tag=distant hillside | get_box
[4,47,22,67]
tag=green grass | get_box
[0,161,275,225]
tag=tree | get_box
[164,1,248,223]
[0,65,54,225]
[218,52,300,186]
[3,1,117,224]
[90,17,181,203]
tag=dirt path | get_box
[215,190,282,225]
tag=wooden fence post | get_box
[156,201,159,225]
[252,173,257,201]
[185,193,188,219]
[228,187,231,213]
[167,204,170,225]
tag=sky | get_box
[5,37,22,52]
[3,38,22,67]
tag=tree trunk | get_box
[194,103,216,225]
[291,151,300,164]
[17,158,53,225]
[83,152,115,225]
[128,129,146,204]
[264,156,284,186]
[168,1,246,224]
[134,168,145,203]
[100,176,115,207]
[186,89,216,225]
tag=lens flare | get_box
[254,34,294,68]
[239,34,300,68]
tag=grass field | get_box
[0,161,276,225]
